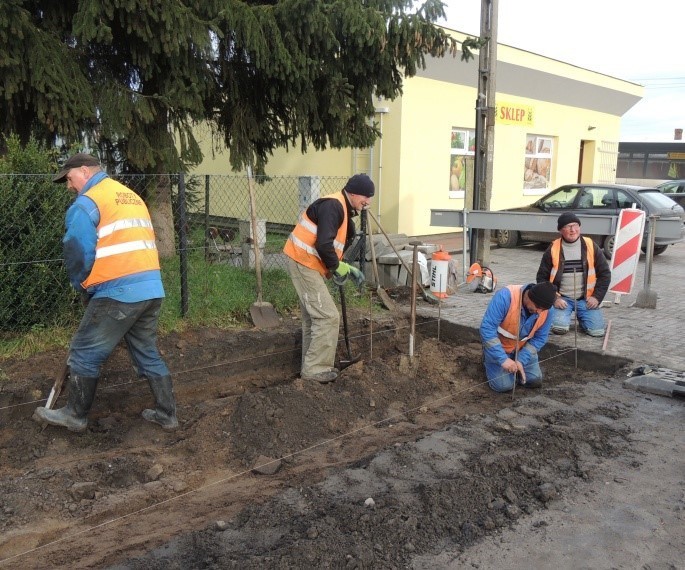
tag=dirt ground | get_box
[0,308,683,569]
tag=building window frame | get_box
[449,128,475,199]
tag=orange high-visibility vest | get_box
[82,178,160,288]
[497,286,549,353]
[548,236,596,297]
[283,192,348,276]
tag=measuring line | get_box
[0,344,577,566]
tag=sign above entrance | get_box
[496,102,534,126]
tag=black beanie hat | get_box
[557,212,581,230]
[527,281,556,310]
[344,174,375,197]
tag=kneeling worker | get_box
[536,212,611,337]
[479,281,557,392]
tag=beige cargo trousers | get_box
[287,258,340,378]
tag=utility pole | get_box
[470,0,498,265]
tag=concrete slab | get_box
[622,374,676,397]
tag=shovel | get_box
[367,228,397,312]
[368,210,439,305]
[246,166,280,328]
[337,283,362,370]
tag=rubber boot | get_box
[32,375,98,433]
[142,375,179,430]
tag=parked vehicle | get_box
[655,180,685,207]
[495,183,685,257]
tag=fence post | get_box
[298,176,321,212]
[359,208,367,272]
[204,174,210,262]
[178,173,189,317]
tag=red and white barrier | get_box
[608,208,645,295]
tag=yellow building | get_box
[194,28,643,236]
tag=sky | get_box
[438,0,684,142]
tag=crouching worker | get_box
[33,153,178,432]
[536,212,611,337]
[479,281,557,392]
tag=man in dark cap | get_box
[536,212,611,337]
[480,281,556,392]
[33,153,178,432]
[283,174,374,383]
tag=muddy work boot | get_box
[302,368,339,384]
[33,375,98,433]
[142,375,179,430]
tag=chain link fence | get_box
[1,172,363,333]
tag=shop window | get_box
[449,128,475,199]
[524,134,553,194]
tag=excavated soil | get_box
[0,309,682,569]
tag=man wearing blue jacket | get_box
[479,281,556,392]
[33,153,177,432]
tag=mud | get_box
[0,311,682,569]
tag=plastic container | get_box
[430,249,451,298]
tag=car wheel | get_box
[641,244,668,256]
[602,235,614,259]
[496,229,519,248]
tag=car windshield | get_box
[657,182,678,193]
[639,190,682,209]
[538,187,578,209]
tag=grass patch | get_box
[0,249,382,361]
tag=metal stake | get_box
[573,268,578,369]
[511,288,523,400]
[369,291,374,360]
[409,242,420,363]
[437,273,443,342]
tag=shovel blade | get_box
[376,286,397,311]
[250,302,280,329]
[337,353,362,371]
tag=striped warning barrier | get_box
[608,208,645,295]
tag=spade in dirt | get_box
[246,166,280,328]
[367,224,397,312]
[337,283,362,370]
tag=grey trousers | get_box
[287,258,340,376]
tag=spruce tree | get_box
[1,1,480,253]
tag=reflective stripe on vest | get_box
[283,192,348,276]
[496,285,548,353]
[549,236,596,297]
[82,178,160,288]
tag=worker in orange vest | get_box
[537,213,611,337]
[33,153,177,432]
[480,282,556,392]
[283,174,373,384]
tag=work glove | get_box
[333,261,365,288]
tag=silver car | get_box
[495,183,685,257]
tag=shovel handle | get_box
[338,284,354,358]
[46,360,69,409]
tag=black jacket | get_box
[306,193,357,272]
[536,237,611,303]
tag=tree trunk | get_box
[147,174,176,259]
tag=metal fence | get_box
[0,172,360,332]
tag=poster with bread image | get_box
[524,136,552,190]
